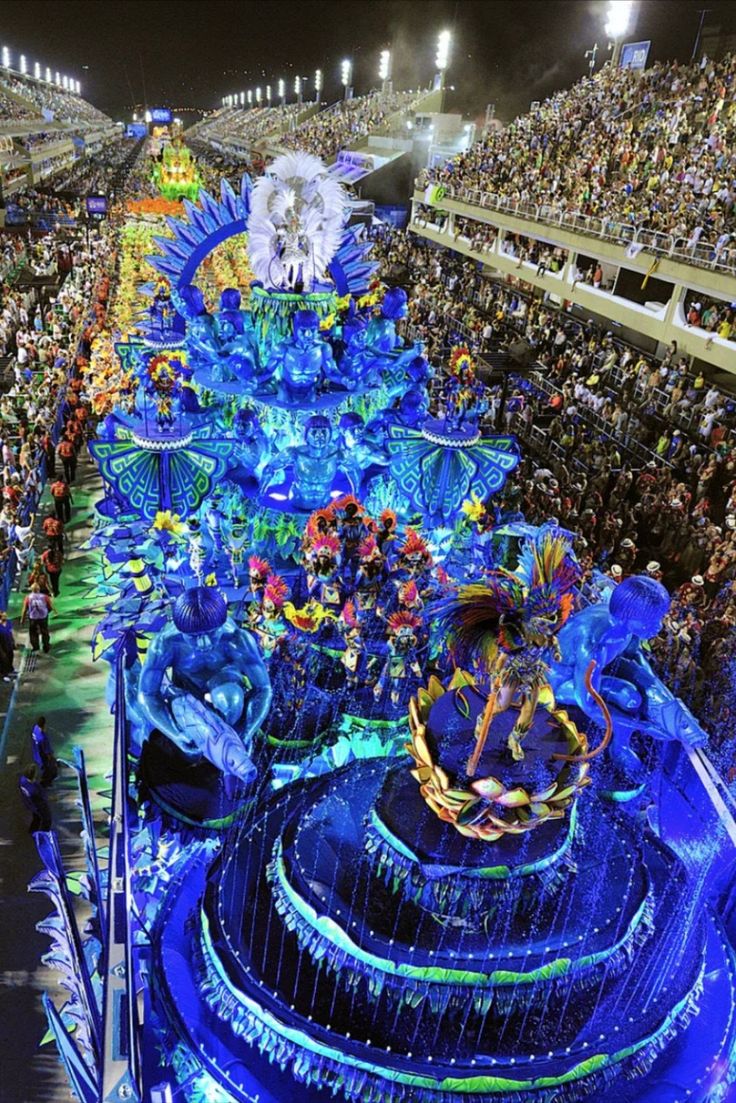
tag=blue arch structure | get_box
[146,175,377,313]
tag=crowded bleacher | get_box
[419,53,736,264]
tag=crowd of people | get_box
[0,68,109,125]
[279,89,421,161]
[370,225,736,752]
[198,102,306,149]
[420,53,736,263]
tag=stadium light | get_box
[315,68,322,103]
[33,61,40,79]
[247,89,253,105]
[239,90,244,106]
[76,80,81,95]
[63,75,69,90]
[278,77,285,104]
[1,47,10,69]
[436,29,451,69]
[256,85,262,104]
[605,0,635,64]
[144,109,152,122]
[379,49,391,84]
[55,71,61,86]
[266,84,272,103]
[341,58,352,100]
[45,66,51,83]
[19,54,27,75]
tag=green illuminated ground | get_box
[0,462,109,1103]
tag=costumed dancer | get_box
[374,610,424,707]
[436,532,580,768]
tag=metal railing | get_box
[415,179,736,277]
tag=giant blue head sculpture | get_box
[609,575,670,638]
[173,586,228,636]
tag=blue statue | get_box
[225,408,270,487]
[366,287,408,353]
[338,316,377,389]
[137,586,271,787]
[261,414,360,510]
[548,575,707,780]
[183,284,262,388]
[264,309,342,403]
[365,389,429,458]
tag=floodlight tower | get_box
[278,78,285,106]
[605,0,635,66]
[255,86,262,106]
[435,29,451,91]
[341,58,353,101]
[378,49,392,93]
[266,84,272,105]
[247,89,253,108]
[315,68,323,104]
[294,75,302,105]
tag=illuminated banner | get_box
[85,195,108,217]
[150,107,172,124]
[620,40,651,70]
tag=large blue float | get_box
[35,151,736,1103]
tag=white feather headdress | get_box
[247,151,347,292]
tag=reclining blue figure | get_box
[138,586,271,789]
[548,575,706,781]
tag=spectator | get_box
[21,583,53,653]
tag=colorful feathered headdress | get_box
[340,600,360,629]
[400,528,432,563]
[305,508,333,539]
[311,532,341,558]
[331,493,363,517]
[263,573,289,609]
[434,532,580,667]
[388,610,422,633]
[359,535,381,560]
[248,555,271,578]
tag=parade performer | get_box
[374,610,424,707]
[437,532,580,768]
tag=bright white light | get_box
[247,89,253,105]
[144,109,152,122]
[62,75,69,90]
[294,75,301,95]
[19,54,27,75]
[341,58,352,86]
[256,86,262,103]
[55,71,61,86]
[315,68,322,92]
[605,0,634,39]
[76,80,81,95]
[45,66,51,83]
[278,78,285,98]
[266,84,271,101]
[1,47,9,69]
[436,29,451,71]
[33,61,40,79]
[378,49,391,81]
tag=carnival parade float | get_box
[37,151,736,1103]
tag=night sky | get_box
[2,0,735,124]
